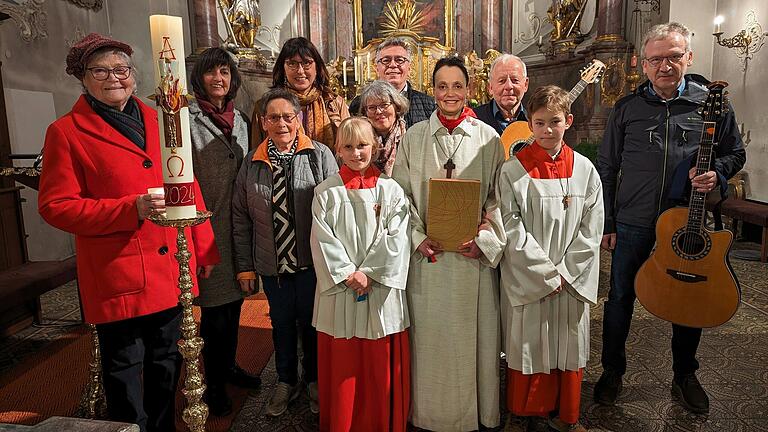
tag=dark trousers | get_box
[261,268,317,386]
[200,298,244,388]
[601,223,702,377]
[95,306,182,432]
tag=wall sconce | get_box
[713,11,768,70]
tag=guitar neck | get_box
[568,80,588,103]
[687,122,716,233]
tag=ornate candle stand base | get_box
[75,324,108,419]
[148,210,213,432]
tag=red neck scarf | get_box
[339,164,380,190]
[516,141,574,179]
[195,93,236,140]
[437,106,477,133]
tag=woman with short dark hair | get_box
[188,46,260,417]
[233,87,338,417]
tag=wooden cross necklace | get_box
[435,134,467,178]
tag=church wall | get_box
[709,1,767,203]
[0,0,192,261]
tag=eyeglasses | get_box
[285,59,315,71]
[644,53,687,68]
[376,56,409,66]
[264,113,298,124]
[86,66,132,80]
[364,102,393,114]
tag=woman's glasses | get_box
[86,66,132,80]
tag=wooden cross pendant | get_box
[562,195,571,209]
[444,158,456,179]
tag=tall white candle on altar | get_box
[342,59,347,86]
[149,15,197,220]
[366,52,371,80]
[354,56,359,82]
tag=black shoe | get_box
[672,374,709,414]
[594,369,622,405]
[205,385,232,417]
[228,364,262,389]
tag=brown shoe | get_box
[547,416,588,432]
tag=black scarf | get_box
[86,94,146,150]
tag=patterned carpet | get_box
[1,241,767,431]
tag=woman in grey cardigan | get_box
[189,47,261,417]
[232,88,338,417]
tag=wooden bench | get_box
[0,257,78,336]
[712,198,768,263]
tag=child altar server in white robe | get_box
[498,85,604,432]
[311,117,411,432]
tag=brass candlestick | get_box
[148,210,212,432]
[75,324,108,419]
[0,163,108,419]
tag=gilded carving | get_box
[600,57,627,107]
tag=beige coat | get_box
[391,113,505,431]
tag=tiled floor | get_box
[1,243,766,431]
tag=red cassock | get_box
[318,331,410,432]
[38,95,220,324]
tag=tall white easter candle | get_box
[149,15,197,220]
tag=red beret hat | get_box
[66,33,133,80]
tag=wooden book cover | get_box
[427,178,481,252]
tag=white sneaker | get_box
[308,381,319,414]
[265,381,301,417]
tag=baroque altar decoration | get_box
[546,0,588,54]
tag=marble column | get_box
[480,0,501,53]
[595,0,625,43]
[191,0,219,52]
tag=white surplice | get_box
[310,173,411,339]
[391,113,505,431]
[498,147,604,375]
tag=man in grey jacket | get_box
[232,88,338,417]
[594,22,746,415]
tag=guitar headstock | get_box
[580,59,606,84]
[699,81,730,121]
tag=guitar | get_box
[635,82,740,328]
[500,59,606,159]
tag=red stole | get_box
[516,142,574,179]
[437,106,477,133]
[339,164,380,189]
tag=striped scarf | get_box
[86,94,145,150]
[267,137,301,274]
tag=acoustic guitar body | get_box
[635,207,740,328]
[500,121,533,160]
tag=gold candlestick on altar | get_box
[148,210,212,432]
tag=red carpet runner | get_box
[0,294,273,431]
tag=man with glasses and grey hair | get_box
[594,21,745,415]
[474,53,529,136]
[349,37,435,127]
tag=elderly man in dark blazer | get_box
[349,37,435,127]
[474,54,529,136]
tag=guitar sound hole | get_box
[673,231,709,258]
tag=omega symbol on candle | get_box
[166,154,186,178]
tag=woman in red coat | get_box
[37,33,219,432]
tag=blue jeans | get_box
[261,268,317,385]
[600,223,702,377]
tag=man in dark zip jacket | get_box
[594,22,746,415]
